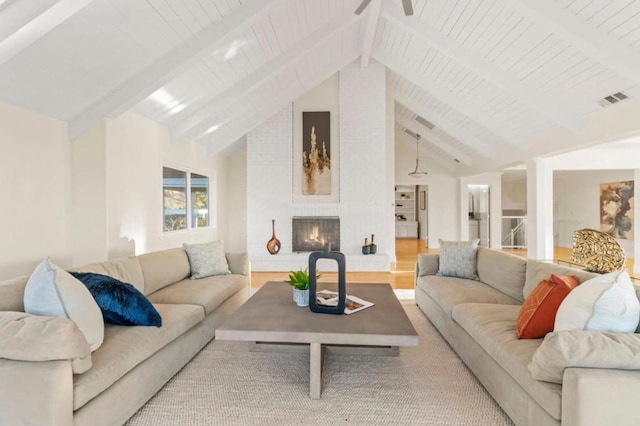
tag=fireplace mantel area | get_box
[246,64,392,273]
[251,215,389,272]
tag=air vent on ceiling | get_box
[598,91,630,107]
[404,128,419,139]
[414,115,435,129]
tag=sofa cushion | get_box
[146,274,247,315]
[529,329,640,384]
[436,239,480,280]
[555,270,640,333]
[416,275,520,316]
[0,275,28,311]
[69,256,145,294]
[225,252,250,276]
[476,247,527,302]
[137,248,191,295]
[0,311,92,374]
[70,272,162,327]
[417,254,439,277]
[73,303,204,410]
[516,274,578,339]
[523,260,597,299]
[24,259,104,352]
[451,303,562,420]
[183,240,230,279]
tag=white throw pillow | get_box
[183,240,230,279]
[554,270,640,333]
[24,259,104,351]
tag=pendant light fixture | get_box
[408,133,428,178]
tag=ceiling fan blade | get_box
[354,0,372,15]
[402,0,414,16]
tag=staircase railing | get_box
[502,216,527,249]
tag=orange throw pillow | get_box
[516,274,579,339]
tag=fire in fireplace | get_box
[292,217,340,252]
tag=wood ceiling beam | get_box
[381,8,582,134]
[377,52,521,149]
[171,12,362,143]
[360,0,382,68]
[395,115,472,166]
[203,50,361,156]
[499,0,640,88]
[0,0,94,66]
[68,0,278,140]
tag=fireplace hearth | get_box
[292,217,340,252]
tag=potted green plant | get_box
[285,268,321,307]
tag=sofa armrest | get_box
[0,359,74,426]
[0,311,92,373]
[416,254,439,278]
[562,367,640,426]
[226,252,250,276]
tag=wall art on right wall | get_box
[600,180,634,240]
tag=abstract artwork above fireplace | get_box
[292,217,340,252]
[302,111,331,196]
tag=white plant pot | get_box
[293,288,309,307]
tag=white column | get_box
[635,169,640,273]
[526,158,554,260]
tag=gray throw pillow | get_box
[183,241,230,279]
[436,239,480,280]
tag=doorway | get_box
[468,184,490,247]
[418,185,428,246]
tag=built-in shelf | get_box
[395,185,417,238]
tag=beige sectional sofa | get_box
[415,246,640,426]
[0,247,250,426]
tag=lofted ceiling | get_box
[1,0,640,176]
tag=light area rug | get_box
[126,300,514,426]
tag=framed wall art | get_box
[600,180,634,240]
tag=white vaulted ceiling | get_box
[1,0,640,175]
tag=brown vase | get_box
[266,219,281,255]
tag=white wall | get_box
[502,179,527,211]
[226,143,247,253]
[71,121,108,265]
[385,96,396,261]
[0,101,72,279]
[247,62,391,271]
[0,102,230,280]
[554,170,635,256]
[71,112,229,265]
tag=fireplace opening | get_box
[292,217,340,252]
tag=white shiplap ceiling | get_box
[1,0,640,175]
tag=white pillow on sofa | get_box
[554,270,640,333]
[24,258,104,351]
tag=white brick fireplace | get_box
[247,61,392,272]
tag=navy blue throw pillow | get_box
[70,272,161,327]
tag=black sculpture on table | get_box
[308,251,346,314]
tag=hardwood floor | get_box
[250,240,638,288]
[251,239,429,289]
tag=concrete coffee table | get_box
[216,282,418,399]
